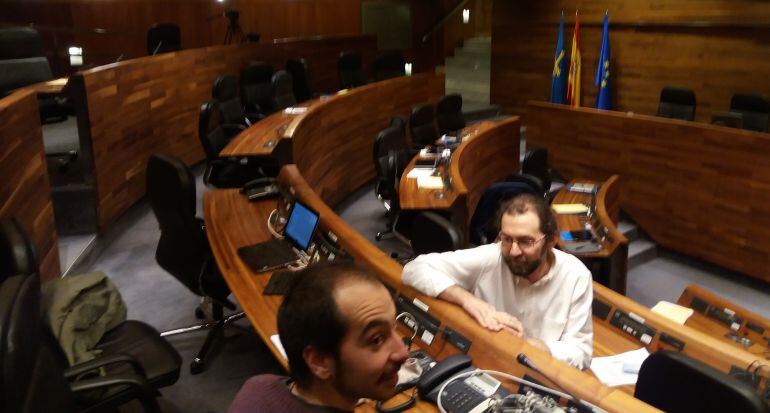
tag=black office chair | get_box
[410,104,439,148]
[271,70,296,111]
[411,212,464,255]
[635,351,767,413]
[373,52,405,81]
[505,172,545,198]
[146,23,181,55]
[240,62,275,115]
[521,148,552,197]
[730,93,770,132]
[146,154,247,375]
[656,87,696,121]
[373,125,410,212]
[436,94,466,135]
[468,182,540,246]
[375,148,411,243]
[338,51,366,90]
[286,58,314,103]
[0,218,38,279]
[212,74,262,138]
[198,100,269,188]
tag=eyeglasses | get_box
[498,233,547,251]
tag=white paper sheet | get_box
[650,301,694,325]
[270,334,288,361]
[417,176,444,189]
[406,168,435,178]
[590,347,650,387]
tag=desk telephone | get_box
[240,177,279,201]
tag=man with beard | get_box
[402,194,592,369]
[229,262,409,412]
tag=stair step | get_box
[463,37,491,46]
[462,102,502,122]
[617,220,639,242]
[628,238,658,269]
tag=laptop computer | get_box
[237,200,320,273]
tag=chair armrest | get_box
[245,112,264,124]
[222,123,247,137]
[70,373,161,413]
[65,353,147,379]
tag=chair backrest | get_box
[505,172,545,198]
[285,58,313,103]
[0,218,39,280]
[271,70,296,111]
[656,86,695,121]
[730,93,770,132]
[521,148,551,193]
[338,51,365,89]
[436,94,466,135]
[241,62,274,114]
[146,154,222,299]
[146,23,181,55]
[411,212,464,255]
[0,57,53,94]
[212,74,247,125]
[373,52,405,81]
[635,351,766,413]
[409,104,438,148]
[0,273,76,413]
[197,100,229,160]
[373,126,409,200]
[0,27,44,59]
[468,182,540,246]
[378,147,410,213]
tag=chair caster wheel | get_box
[190,358,205,375]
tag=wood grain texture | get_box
[290,73,445,208]
[491,1,770,122]
[0,90,60,282]
[526,101,770,284]
[204,165,658,412]
[70,37,375,230]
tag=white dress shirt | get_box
[402,243,593,369]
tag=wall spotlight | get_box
[404,62,413,76]
[462,9,470,24]
[68,46,83,66]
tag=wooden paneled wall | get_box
[72,36,375,229]
[491,1,770,122]
[526,101,770,284]
[0,90,60,282]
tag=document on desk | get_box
[552,203,589,214]
[270,334,288,361]
[590,347,650,387]
[417,176,444,189]
[650,301,694,325]
[283,107,308,115]
[406,168,435,178]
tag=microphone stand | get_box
[516,353,605,413]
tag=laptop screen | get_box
[284,200,320,251]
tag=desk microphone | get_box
[516,353,604,413]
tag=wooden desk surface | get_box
[19,77,68,95]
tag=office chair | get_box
[730,93,770,132]
[198,100,270,187]
[240,62,275,115]
[373,125,410,212]
[271,70,296,111]
[635,351,767,413]
[521,148,552,197]
[436,94,466,135]
[146,23,181,55]
[373,52,405,81]
[285,58,313,103]
[375,147,411,243]
[0,218,39,279]
[212,74,262,139]
[410,104,439,148]
[468,181,540,246]
[656,86,696,121]
[411,212,464,255]
[146,154,247,375]
[337,51,366,90]
[505,172,545,198]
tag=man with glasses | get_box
[402,194,592,369]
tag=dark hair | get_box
[277,261,383,387]
[498,193,557,241]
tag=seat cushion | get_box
[95,320,181,388]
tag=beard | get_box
[504,245,548,277]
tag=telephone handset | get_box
[240,177,279,201]
[417,354,510,413]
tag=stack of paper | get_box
[650,301,694,325]
[417,176,444,189]
[406,168,435,179]
[552,203,589,214]
[590,347,650,387]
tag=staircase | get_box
[618,217,658,270]
[440,36,503,121]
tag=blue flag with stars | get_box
[595,13,611,109]
[550,13,567,104]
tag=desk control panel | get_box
[610,310,657,346]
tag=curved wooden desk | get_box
[552,176,629,293]
[204,165,657,413]
[399,117,521,235]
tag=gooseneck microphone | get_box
[516,353,605,413]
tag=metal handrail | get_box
[421,0,472,43]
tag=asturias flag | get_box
[595,13,611,110]
[550,12,567,104]
[566,11,581,107]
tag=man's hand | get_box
[438,286,524,335]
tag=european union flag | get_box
[550,12,567,104]
[595,13,611,110]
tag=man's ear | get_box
[303,345,336,381]
[545,233,559,250]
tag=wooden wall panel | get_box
[0,90,60,282]
[291,73,445,207]
[491,1,770,123]
[526,101,770,284]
